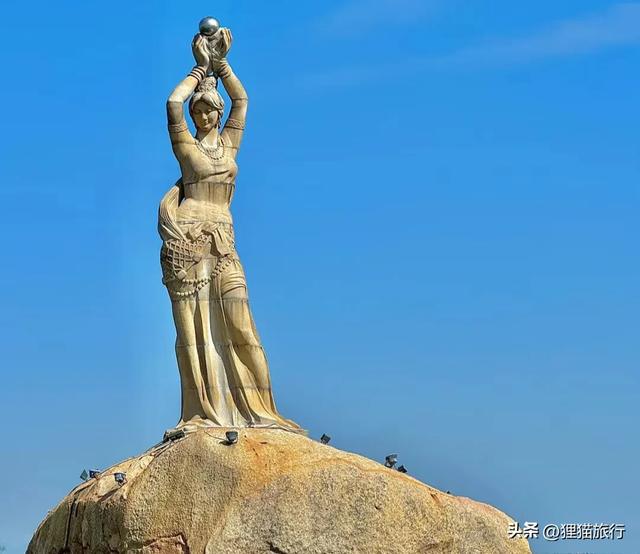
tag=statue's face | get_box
[192,101,219,132]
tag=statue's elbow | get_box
[166,99,185,121]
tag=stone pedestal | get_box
[29,429,531,554]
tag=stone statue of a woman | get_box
[159,26,300,431]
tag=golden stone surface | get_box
[28,429,531,554]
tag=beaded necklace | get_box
[196,136,225,160]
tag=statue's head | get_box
[189,77,225,132]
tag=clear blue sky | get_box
[0,1,638,552]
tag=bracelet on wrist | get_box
[188,66,207,81]
[216,62,231,79]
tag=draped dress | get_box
[158,98,300,431]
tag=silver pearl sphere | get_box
[199,16,220,37]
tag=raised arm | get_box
[219,61,248,154]
[212,29,248,156]
[166,35,210,146]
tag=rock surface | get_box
[28,429,531,553]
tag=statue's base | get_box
[164,418,308,442]
[28,429,530,554]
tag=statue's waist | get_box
[176,199,233,225]
[183,180,234,205]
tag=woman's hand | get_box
[217,28,233,57]
[191,34,210,69]
[209,28,233,73]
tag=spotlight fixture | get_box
[225,431,239,445]
[397,465,408,474]
[89,470,101,479]
[320,434,331,445]
[80,469,89,482]
[163,428,186,443]
[114,472,127,486]
[384,454,398,468]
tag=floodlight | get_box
[384,454,398,468]
[80,470,89,482]
[114,472,127,486]
[320,434,331,444]
[397,465,408,474]
[163,428,186,443]
[225,431,239,445]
